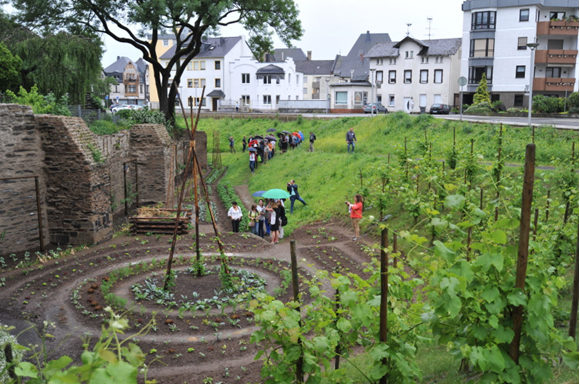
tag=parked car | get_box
[363,103,389,114]
[111,104,132,113]
[130,105,144,111]
[429,104,451,114]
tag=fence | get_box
[68,105,121,124]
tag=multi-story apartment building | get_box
[367,37,462,112]
[103,57,149,106]
[461,0,579,108]
[147,33,177,110]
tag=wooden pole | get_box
[509,143,536,364]
[334,274,341,370]
[569,236,579,341]
[123,162,128,216]
[379,228,389,384]
[134,160,139,208]
[480,187,484,210]
[290,240,304,383]
[496,124,503,200]
[393,231,398,267]
[405,137,409,179]
[545,190,550,221]
[466,227,472,261]
[34,177,44,252]
[533,209,539,241]
[3,344,15,380]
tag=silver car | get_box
[363,103,389,114]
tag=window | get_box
[264,75,272,84]
[192,61,206,70]
[303,76,308,83]
[241,95,250,105]
[194,61,199,70]
[128,85,136,93]
[354,92,364,105]
[200,61,206,70]
[263,95,271,105]
[514,94,524,107]
[376,71,383,83]
[388,70,396,84]
[375,58,384,65]
[546,67,561,78]
[550,12,566,20]
[404,70,412,84]
[163,39,169,46]
[276,95,280,105]
[389,95,395,106]
[191,78,206,88]
[434,69,443,84]
[420,70,428,84]
[335,91,347,105]
[436,56,443,63]
[194,97,206,107]
[296,75,299,83]
[421,56,429,64]
[470,38,495,57]
[517,37,528,50]
[187,79,193,88]
[515,66,526,78]
[215,61,221,70]
[405,51,414,59]
[242,73,250,84]
[471,11,496,29]
[215,78,221,87]
[114,85,118,93]
[434,94,442,104]
[276,76,280,85]
[288,74,291,84]
[389,58,397,65]
[303,88,308,94]
[520,9,529,22]
[547,39,564,49]
[187,62,194,71]
[469,66,493,84]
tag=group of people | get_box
[229,198,288,244]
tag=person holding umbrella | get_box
[287,180,307,214]
[249,148,257,173]
[267,200,280,244]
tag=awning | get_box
[206,90,225,98]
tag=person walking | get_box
[287,180,307,214]
[227,201,242,233]
[346,194,363,240]
[235,101,239,112]
[229,136,236,153]
[346,128,357,154]
[257,199,266,238]
[263,199,271,236]
[263,142,270,165]
[248,204,260,235]
[267,201,280,244]
[242,136,247,152]
[309,132,317,152]
[249,151,256,173]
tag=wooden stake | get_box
[334,270,341,370]
[496,124,503,200]
[569,236,579,341]
[480,187,484,210]
[509,143,536,364]
[495,207,499,222]
[533,209,539,241]
[545,190,551,221]
[466,227,472,261]
[290,240,304,383]
[34,177,44,252]
[393,231,398,267]
[134,160,139,208]
[123,162,129,216]
[379,228,389,384]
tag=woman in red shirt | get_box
[346,194,363,241]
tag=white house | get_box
[103,57,149,107]
[229,57,304,111]
[461,0,579,108]
[367,37,462,113]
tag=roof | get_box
[330,82,371,87]
[256,64,285,75]
[367,38,462,58]
[335,31,392,81]
[272,48,307,62]
[103,56,147,83]
[160,36,242,59]
[295,60,334,75]
[206,90,225,98]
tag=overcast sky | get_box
[97,0,465,66]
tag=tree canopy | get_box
[9,0,303,124]
[0,42,21,93]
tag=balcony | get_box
[533,77,575,92]
[312,92,320,99]
[312,81,320,89]
[535,49,578,64]
[537,20,579,36]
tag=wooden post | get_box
[290,240,304,383]
[123,162,128,216]
[34,177,44,252]
[387,153,390,165]
[495,207,499,222]
[569,236,579,341]
[379,228,389,384]
[545,190,551,221]
[466,227,472,261]
[405,137,409,179]
[509,143,536,364]
[3,344,15,380]
[334,274,341,370]
[532,125,535,144]
[480,187,484,210]
[393,232,398,267]
[134,160,139,208]
[496,124,503,200]
[533,209,539,241]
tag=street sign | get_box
[105,95,108,100]
[458,76,468,87]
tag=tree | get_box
[472,73,490,105]
[0,42,21,92]
[9,0,303,125]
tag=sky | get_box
[100,0,465,66]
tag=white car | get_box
[111,105,132,113]
[130,105,144,111]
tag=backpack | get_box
[280,215,288,227]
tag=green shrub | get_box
[116,109,132,119]
[89,120,126,135]
[507,107,522,113]
[568,92,578,112]
[532,95,565,113]
[6,85,71,116]
[491,100,506,112]
[464,102,493,115]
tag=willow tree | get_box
[10,0,303,124]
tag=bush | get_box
[491,100,506,112]
[6,85,71,116]
[464,102,493,115]
[127,108,173,134]
[507,107,522,113]
[568,92,578,112]
[89,120,127,135]
[532,95,565,113]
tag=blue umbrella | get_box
[252,190,266,197]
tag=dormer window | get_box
[163,40,169,46]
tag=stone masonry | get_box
[0,104,199,256]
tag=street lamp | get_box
[369,68,376,115]
[526,42,539,128]
[325,77,330,114]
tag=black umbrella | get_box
[248,147,257,152]
[265,135,277,141]
[266,128,277,133]
[253,135,264,139]
[281,130,292,135]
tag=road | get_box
[297,112,579,130]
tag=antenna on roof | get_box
[426,17,433,40]
[406,23,412,36]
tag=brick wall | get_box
[0,104,49,256]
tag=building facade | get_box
[103,57,149,107]
[461,0,579,108]
[367,37,462,113]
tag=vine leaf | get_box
[507,290,527,306]
[444,194,466,210]
[434,241,455,263]
[489,230,507,245]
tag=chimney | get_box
[282,52,285,61]
[360,53,364,62]
[117,56,120,60]
[365,30,371,43]
[307,51,312,60]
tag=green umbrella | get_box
[262,188,291,199]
